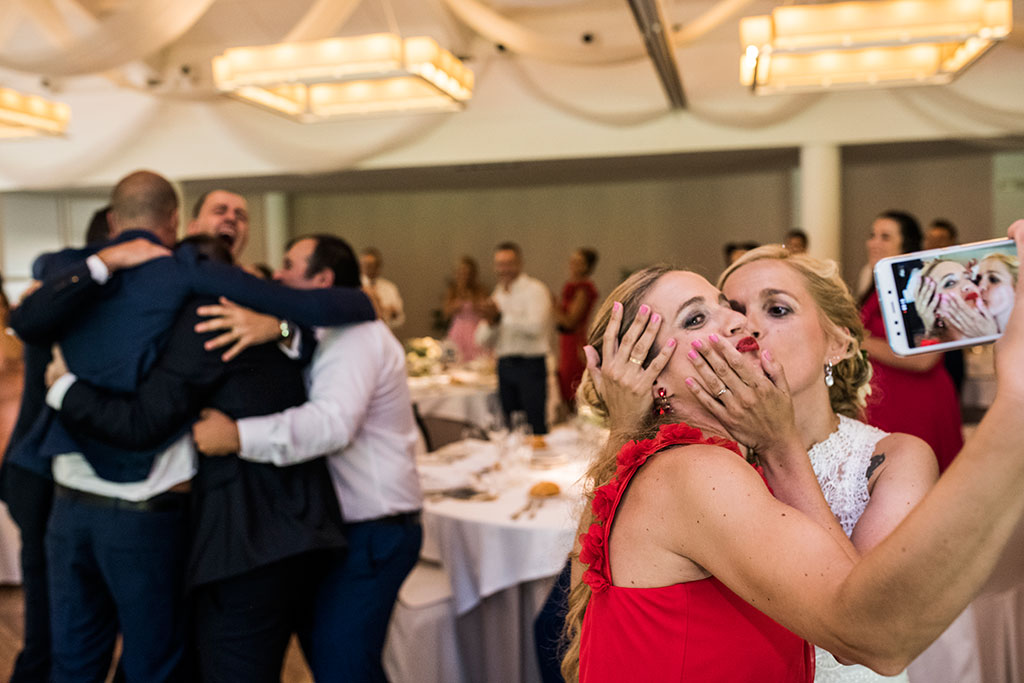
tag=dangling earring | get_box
[653,387,673,415]
[824,360,835,388]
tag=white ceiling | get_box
[0,0,1022,191]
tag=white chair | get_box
[383,560,468,683]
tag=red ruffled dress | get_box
[578,423,815,682]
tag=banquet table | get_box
[403,424,596,683]
[407,369,497,428]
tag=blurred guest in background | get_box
[361,247,405,330]
[478,242,553,435]
[859,210,963,472]
[554,248,599,410]
[785,229,808,254]
[84,206,112,246]
[723,241,760,267]
[443,256,489,362]
[924,219,958,250]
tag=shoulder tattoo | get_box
[865,453,885,480]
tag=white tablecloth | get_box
[418,427,588,616]
[408,372,497,428]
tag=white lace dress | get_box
[806,415,910,683]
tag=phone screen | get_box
[877,239,1018,351]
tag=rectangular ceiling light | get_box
[212,33,474,120]
[740,0,1012,93]
[0,87,71,138]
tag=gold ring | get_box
[628,357,643,365]
[716,388,728,397]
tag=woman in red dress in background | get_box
[555,248,599,409]
[859,211,963,472]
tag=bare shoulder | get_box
[634,443,768,508]
[868,432,939,491]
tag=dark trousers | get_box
[45,491,189,683]
[0,463,53,683]
[534,560,572,683]
[497,355,549,435]
[193,551,330,683]
[300,517,422,683]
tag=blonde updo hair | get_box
[718,245,872,419]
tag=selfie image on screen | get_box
[890,242,1018,349]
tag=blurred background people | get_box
[442,256,489,362]
[361,247,405,330]
[859,210,963,473]
[478,242,553,435]
[554,248,598,410]
[84,206,112,246]
[784,228,808,254]
[723,241,760,267]
[924,219,959,250]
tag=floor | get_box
[0,585,313,682]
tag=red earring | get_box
[654,387,673,415]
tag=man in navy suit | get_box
[8,170,376,682]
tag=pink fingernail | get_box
[651,313,661,324]
[684,378,696,388]
[666,338,677,348]
[691,339,703,349]
[709,333,720,343]
[639,304,650,315]
[613,301,622,312]
[687,350,698,360]
[763,349,773,362]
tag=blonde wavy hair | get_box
[718,245,872,419]
[561,265,674,682]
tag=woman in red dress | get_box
[859,211,963,472]
[555,248,599,409]
[560,220,1024,681]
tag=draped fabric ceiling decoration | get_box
[0,0,1022,188]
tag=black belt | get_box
[351,510,421,527]
[54,484,188,513]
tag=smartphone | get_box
[873,238,1018,356]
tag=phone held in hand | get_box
[873,237,1018,356]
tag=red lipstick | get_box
[736,336,760,353]
[964,291,979,303]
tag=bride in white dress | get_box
[718,246,978,683]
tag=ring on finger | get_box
[628,357,644,366]
[715,388,728,397]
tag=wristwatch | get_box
[279,319,293,341]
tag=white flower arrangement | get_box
[405,336,444,376]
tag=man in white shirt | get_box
[478,241,554,435]
[360,246,406,329]
[191,233,423,683]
